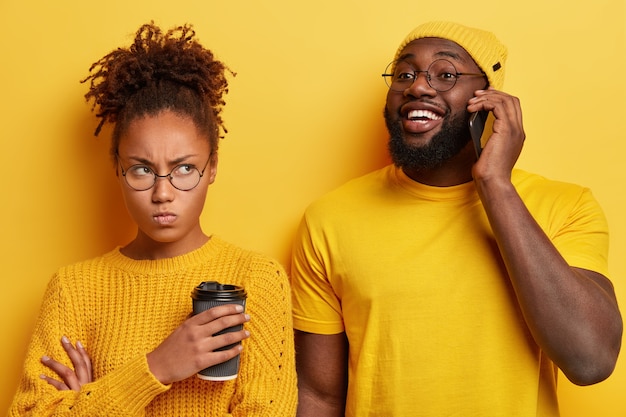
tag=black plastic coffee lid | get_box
[191,281,246,300]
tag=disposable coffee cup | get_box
[191,281,247,381]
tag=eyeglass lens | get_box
[123,164,202,191]
[384,59,462,92]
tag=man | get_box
[290,21,622,416]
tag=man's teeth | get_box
[408,109,441,121]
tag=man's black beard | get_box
[385,107,472,171]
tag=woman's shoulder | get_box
[55,247,121,275]
[210,237,288,285]
[43,248,122,297]
[211,236,280,263]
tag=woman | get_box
[8,22,297,416]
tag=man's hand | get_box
[467,87,525,181]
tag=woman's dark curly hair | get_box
[82,22,233,160]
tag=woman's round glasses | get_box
[382,59,485,92]
[118,156,212,191]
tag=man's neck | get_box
[401,144,476,186]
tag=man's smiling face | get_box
[384,37,487,171]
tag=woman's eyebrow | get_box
[126,154,198,165]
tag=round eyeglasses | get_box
[382,59,486,92]
[118,156,212,191]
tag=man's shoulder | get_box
[512,169,595,207]
[513,169,590,190]
[309,165,392,207]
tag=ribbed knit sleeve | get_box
[229,255,298,416]
[7,272,169,417]
[7,237,297,416]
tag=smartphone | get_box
[469,109,499,159]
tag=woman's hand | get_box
[147,304,250,385]
[40,336,93,391]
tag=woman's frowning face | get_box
[116,110,217,258]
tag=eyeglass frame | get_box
[382,58,486,93]
[116,153,214,191]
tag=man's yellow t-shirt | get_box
[291,165,609,417]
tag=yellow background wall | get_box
[1,0,624,414]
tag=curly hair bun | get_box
[82,21,233,156]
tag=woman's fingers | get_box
[61,336,92,385]
[40,355,75,390]
[40,336,93,392]
[39,370,69,390]
[147,306,250,385]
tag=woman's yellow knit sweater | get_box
[8,237,297,416]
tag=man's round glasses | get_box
[382,59,485,92]
[118,156,212,191]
